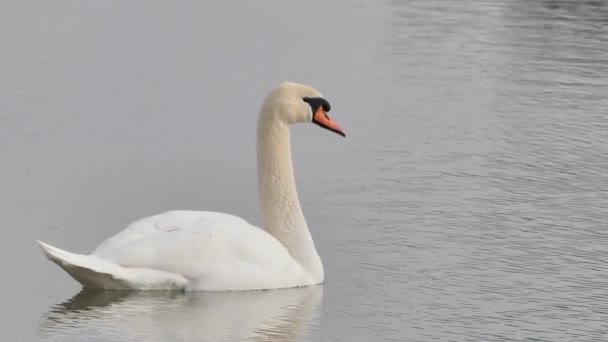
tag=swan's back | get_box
[91,211,314,291]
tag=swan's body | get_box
[38,82,345,291]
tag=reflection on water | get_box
[39,286,322,342]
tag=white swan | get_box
[37,82,345,291]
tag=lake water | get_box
[1,0,607,341]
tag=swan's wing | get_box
[92,211,312,291]
[38,240,188,290]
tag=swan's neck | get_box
[257,112,323,283]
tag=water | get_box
[1,0,607,341]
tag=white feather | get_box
[37,82,338,291]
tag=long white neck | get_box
[257,109,324,283]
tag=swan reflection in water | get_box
[39,285,323,342]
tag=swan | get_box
[37,82,345,291]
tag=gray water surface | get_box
[1,1,607,341]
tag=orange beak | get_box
[312,107,345,137]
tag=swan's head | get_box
[262,82,345,137]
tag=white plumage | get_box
[38,82,345,291]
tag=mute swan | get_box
[37,82,345,291]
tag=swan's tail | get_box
[36,240,187,290]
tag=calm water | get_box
[1,0,607,341]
